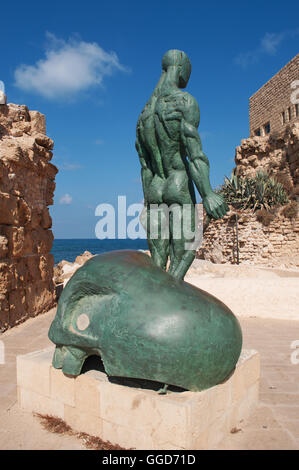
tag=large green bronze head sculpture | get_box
[49,250,242,391]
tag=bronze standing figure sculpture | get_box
[136,49,228,279]
[48,51,242,392]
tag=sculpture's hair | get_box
[142,50,190,112]
[161,49,191,72]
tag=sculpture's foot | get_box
[158,383,169,395]
[52,345,89,376]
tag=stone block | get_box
[74,371,101,415]
[1,225,26,257]
[8,288,27,326]
[18,387,64,419]
[25,281,55,317]
[101,420,155,450]
[226,381,260,435]
[0,294,9,330]
[0,235,8,258]
[16,347,53,396]
[99,381,190,449]
[50,366,76,406]
[64,405,102,437]
[29,111,46,134]
[0,192,19,225]
[0,261,15,294]
[231,349,260,402]
[17,347,260,449]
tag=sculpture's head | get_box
[48,250,242,391]
[162,49,191,88]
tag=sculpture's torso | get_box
[137,89,196,205]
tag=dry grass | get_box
[256,208,275,226]
[35,414,73,435]
[230,427,242,434]
[35,413,126,450]
[76,431,125,450]
[281,201,298,219]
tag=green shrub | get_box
[217,170,289,211]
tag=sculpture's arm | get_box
[181,96,228,219]
[135,124,153,205]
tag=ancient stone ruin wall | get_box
[0,103,58,331]
[249,53,299,137]
[198,209,299,268]
[197,122,299,268]
[235,122,299,192]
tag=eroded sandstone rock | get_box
[0,103,58,331]
[235,123,299,193]
[53,251,95,288]
[197,123,299,268]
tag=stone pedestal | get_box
[17,347,260,450]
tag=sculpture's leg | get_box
[172,249,196,280]
[168,203,196,279]
[52,345,89,376]
[147,205,169,270]
[168,206,183,276]
[148,239,169,270]
[158,384,169,395]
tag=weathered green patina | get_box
[49,250,242,391]
[136,49,228,279]
[49,51,241,390]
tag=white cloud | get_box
[60,162,82,171]
[260,32,284,55]
[14,33,126,99]
[234,51,258,68]
[59,193,72,204]
[234,29,299,68]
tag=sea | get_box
[51,239,149,265]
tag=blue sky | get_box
[1,0,298,238]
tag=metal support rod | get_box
[235,213,239,265]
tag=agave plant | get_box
[217,170,289,211]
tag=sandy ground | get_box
[0,309,86,450]
[185,260,299,320]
